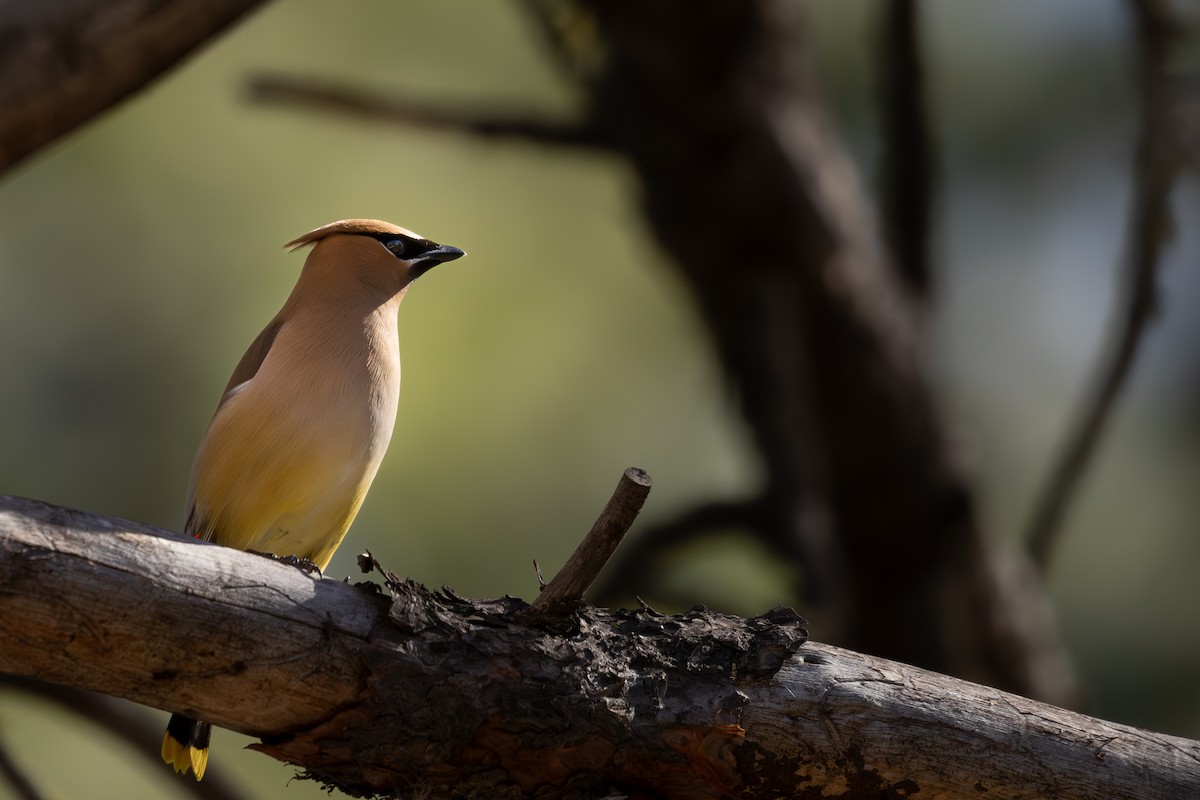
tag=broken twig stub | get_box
[529,467,653,616]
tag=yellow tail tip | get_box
[191,746,210,781]
[161,732,208,781]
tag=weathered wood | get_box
[0,494,377,733]
[0,0,270,174]
[1,493,1197,799]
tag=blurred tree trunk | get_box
[547,0,1075,704]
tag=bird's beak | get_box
[410,244,465,279]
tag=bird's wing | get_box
[216,317,286,411]
[184,316,286,539]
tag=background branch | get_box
[249,75,606,147]
[1026,0,1182,568]
[0,737,45,800]
[0,676,252,800]
[879,0,934,297]
[0,0,270,176]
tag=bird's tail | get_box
[161,714,211,780]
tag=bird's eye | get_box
[383,238,407,257]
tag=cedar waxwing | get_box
[160,219,464,780]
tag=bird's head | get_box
[284,219,465,295]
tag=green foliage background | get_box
[0,1,1197,796]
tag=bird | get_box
[160,218,464,780]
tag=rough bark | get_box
[1,493,1196,799]
[0,0,270,174]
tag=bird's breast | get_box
[187,305,402,555]
[267,320,396,441]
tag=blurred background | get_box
[0,0,1197,796]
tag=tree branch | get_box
[0,0,270,176]
[879,0,934,297]
[1026,0,1183,568]
[0,737,45,800]
[248,74,608,147]
[0,676,253,800]
[1,493,1197,799]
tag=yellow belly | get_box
[187,381,387,570]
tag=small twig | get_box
[879,0,934,297]
[248,74,608,148]
[591,496,767,604]
[1027,0,1181,569]
[0,736,45,800]
[0,676,252,800]
[527,467,652,615]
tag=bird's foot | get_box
[279,554,323,577]
[248,550,323,577]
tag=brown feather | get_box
[219,318,286,402]
[282,218,420,251]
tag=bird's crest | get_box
[284,219,422,251]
